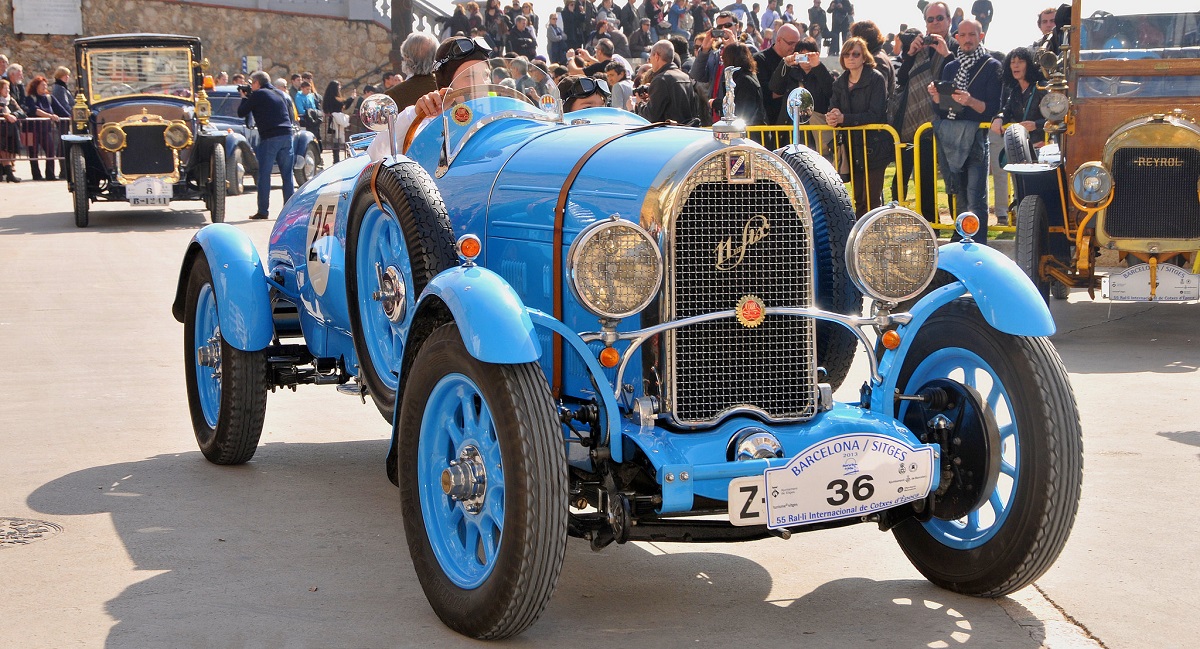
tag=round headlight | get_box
[360,94,398,133]
[98,123,126,152]
[1040,91,1069,120]
[568,219,662,319]
[164,121,193,149]
[1071,162,1113,205]
[846,207,939,303]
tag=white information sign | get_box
[13,0,83,35]
[730,433,935,529]
[1102,263,1200,302]
[127,177,172,206]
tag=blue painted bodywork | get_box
[176,223,274,351]
[418,266,541,364]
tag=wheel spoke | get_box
[460,392,479,435]
[1000,459,1017,477]
[989,491,1004,514]
[966,509,980,530]
[478,519,500,563]
[462,519,481,558]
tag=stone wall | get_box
[1,0,393,90]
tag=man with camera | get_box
[237,70,295,220]
[892,0,957,221]
[690,11,742,121]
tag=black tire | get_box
[399,323,568,639]
[227,147,245,196]
[183,251,269,464]
[1050,280,1070,300]
[346,159,456,421]
[208,143,227,223]
[1003,124,1033,165]
[775,145,863,390]
[1016,195,1050,303]
[892,299,1082,596]
[294,142,319,186]
[71,146,89,228]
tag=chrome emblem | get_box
[715,214,770,271]
[727,151,751,181]
[736,295,766,328]
[1131,157,1184,167]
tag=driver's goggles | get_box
[432,37,494,72]
[567,77,611,99]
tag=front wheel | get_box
[70,146,89,228]
[208,143,227,223]
[398,323,568,639]
[227,147,246,196]
[892,299,1082,596]
[183,251,268,464]
[1016,195,1050,302]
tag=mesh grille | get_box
[120,125,174,176]
[667,152,816,425]
[1106,147,1200,240]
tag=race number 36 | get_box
[826,474,874,506]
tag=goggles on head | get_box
[568,77,611,100]
[432,37,494,73]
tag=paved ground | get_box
[0,164,1195,648]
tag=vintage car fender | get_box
[292,128,316,168]
[222,131,252,169]
[415,265,541,364]
[171,224,274,352]
[869,240,1055,413]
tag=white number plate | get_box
[729,434,936,529]
[128,177,172,206]
[1102,263,1200,302]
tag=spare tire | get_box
[775,145,863,390]
[1004,124,1033,165]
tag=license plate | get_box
[1102,263,1200,302]
[729,434,936,529]
[128,177,172,206]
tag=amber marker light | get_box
[956,212,980,239]
[599,347,620,368]
[456,234,482,264]
[881,329,902,351]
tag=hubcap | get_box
[441,445,486,514]
[196,333,223,379]
[372,264,407,323]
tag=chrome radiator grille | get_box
[120,125,174,176]
[665,151,816,426]
[1105,147,1200,240]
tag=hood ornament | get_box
[712,65,747,144]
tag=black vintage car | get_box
[62,34,227,227]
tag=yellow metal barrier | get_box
[912,121,1016,234]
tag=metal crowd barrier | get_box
[0,117,70,162]
[741,122,1015,234]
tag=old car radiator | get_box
[1106,147,1200,240]
[665,153,816,426]
[121,125,174,176]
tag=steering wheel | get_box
[1079,75,1145,97]
[103,83,136,97]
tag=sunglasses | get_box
[716,22,735,29]
[568,77,611,99]
[844,50,863,58]
[432,37,494,73]
[925,14,946,23]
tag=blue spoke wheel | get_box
[398,323,566,640]
[892,299,1082,596]
[183,251,267,464]
[346,160,455,424]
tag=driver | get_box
[557,75,611,111]
[368,36,493,161]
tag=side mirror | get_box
[359,94,399,156]
[787,87,814,147]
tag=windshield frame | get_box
[85,46,196,103]
[1073,0,1200,72]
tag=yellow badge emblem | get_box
[451,103,473,126]
[736,295,766,328]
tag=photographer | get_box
[237,70,295,220]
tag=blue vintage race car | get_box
[172,60,1083,639]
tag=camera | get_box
[711,28,728,40]
[237,83,252,95]
[634,84,650,97]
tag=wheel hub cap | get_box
[372,264,407,323]
[440,445,486,513]
[196,333,222,379]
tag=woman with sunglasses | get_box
[826,37,891,216]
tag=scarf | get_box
[948,46,986,120]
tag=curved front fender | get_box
[417,265,541,363]
[293,129,315,164]
[171,224,274,352]
[936,240,1055,336]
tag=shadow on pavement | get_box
[1158,431,1200,447]
[1049,300,1200,375]
[0,209,213,235]
[27,441,1041,647]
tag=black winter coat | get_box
[829,67,893,169]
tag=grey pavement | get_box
[0,162,1193,647]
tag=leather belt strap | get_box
[551,121,671,397]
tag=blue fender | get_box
[936,240,1056,336]
[171,224,274,352]
[416,265,541,363]
[292,128,316,167]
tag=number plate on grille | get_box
[1102,264,1200,302]
[729,434,935,528]
[128,177,172,206]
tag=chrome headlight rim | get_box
[164,120,193,149]
[567,217,663,320]
[98,123,126,152]
[1040,91,1069,121]
[1071,161,1113,205]
[845,206,939,304]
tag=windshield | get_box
[86,48,194,102]
[438,57,561,163]
[209,92,242,119]
[1078,2,1200,59]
